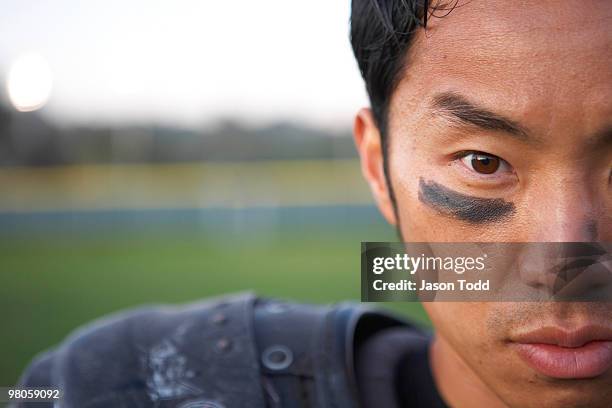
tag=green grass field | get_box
[0,223,429,386]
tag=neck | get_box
[429,335,508,408]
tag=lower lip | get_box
[513,341,612,379]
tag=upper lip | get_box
[512,325,612,348]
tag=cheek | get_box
[387,143,472,240]
[425,302,531,398]
[425,303,502,376]
[424,303,506,373]
[389,164,526,241]
[392,180,520,242]
[424,303,487,343]
[389,147,458,240]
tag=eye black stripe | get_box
[418,178,515,224]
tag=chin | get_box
[503,369,612,408]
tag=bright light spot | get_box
[6,53,53,112]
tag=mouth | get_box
[511,325,612,379]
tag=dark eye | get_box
[459,152,509,175]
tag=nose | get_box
[516,177,610,300]
[524,177,602,243]
[515,241,611,300]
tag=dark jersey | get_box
[14,291,447,408]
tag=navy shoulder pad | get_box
[15,292,413,408]
[253,297,415,408]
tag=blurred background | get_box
[0,0,428,386]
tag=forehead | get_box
[389,0,612,136]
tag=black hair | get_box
[349,0,458,222]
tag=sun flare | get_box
[6,53,53,112]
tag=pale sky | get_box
[0,0,369,128]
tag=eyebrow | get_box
[585,126,612,151]
[430,91,533,142]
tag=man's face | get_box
[355,1,611,407]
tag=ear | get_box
[353,108,397,226]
